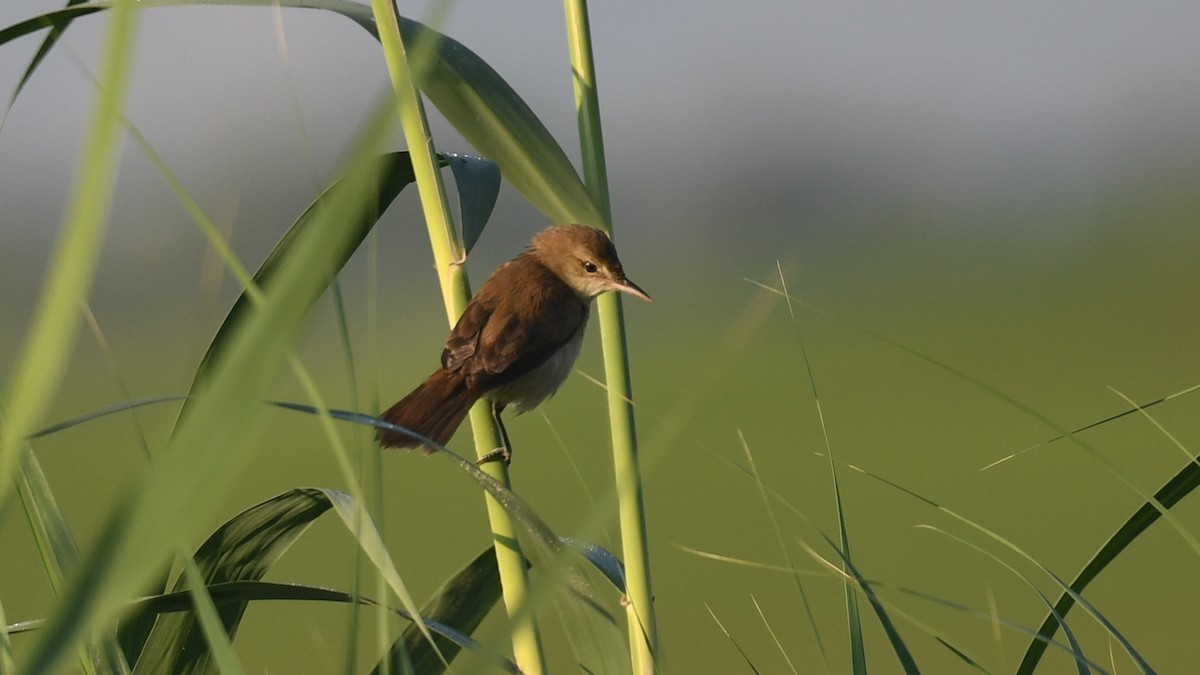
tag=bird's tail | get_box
[378,370,478,451]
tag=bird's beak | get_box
[613,276,652,302]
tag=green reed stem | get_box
[563,1,659,671]
[368,3,547,673]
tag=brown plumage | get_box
[378,225,650,460]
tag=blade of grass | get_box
[829,458,1152,673]
[0,0,136,533]
[14,441,133,675]
[269,401,631,673]
[1016,388,1198,673]
[11,580,519,673]
[748,279,1200,560]
[981,383,1200,471]
[769,263,861,673]
[751,594,800,675]
[28,396,184,440]
[915,527,1093,675]
[22,78,401,675]
[1,0,91,129]
[0,596,11,674]
[190,150,420,385]
[800,531,918,674]
[680,541,1105,673]
[131,489,332,674]
[704,604,763,675]
[178,552,245,675]
[736,430,830,673]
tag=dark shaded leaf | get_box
[813,531,918,675]
[2,0,92,117]
[29,396,184,440]
[270,401,630,673]
[562,538,626,594]
[375,547,506,675]
[131,489,334,674]
[444,153,500,254]
[10,580,518,674]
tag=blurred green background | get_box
[2,1,1199,672]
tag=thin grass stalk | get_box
[368,3,547,672]
[562,1,658,671]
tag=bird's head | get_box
[532,225,651,302]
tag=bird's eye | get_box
[582,261,599,274]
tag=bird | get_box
[377,224,651,463]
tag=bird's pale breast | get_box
[486,311,588,414]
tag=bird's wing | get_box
[442,261,586,389]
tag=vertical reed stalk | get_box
[368,3,547,672]
[562,1,659,671]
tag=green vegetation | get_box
[3,2,1199,674]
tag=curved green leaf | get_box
[2,4,600,227]
[191,150,417,386]
[1017,461,1198,673]
[130,489,333,674]
[398,17,602,227]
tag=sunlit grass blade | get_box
[0,600,11,674]
[704,604,762,674]
[830,458,1152,673]
[749,279,1200,557]
[14,442,132,675]
[22,86,399,675]
[561,4,657,670]
[750,595,799,675]
[982,383,1200,470]
[765,264,858,673]
[191,150,418,385]
[378,548,504,675]
[178,553,244,675]
[370,4,551,672]
[0,0,135,539]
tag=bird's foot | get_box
[477,445,512,465]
